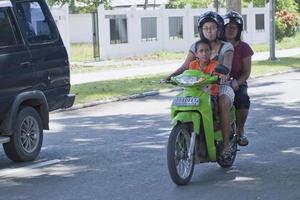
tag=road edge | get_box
[55,69,300,113]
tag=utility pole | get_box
[226,0,241,13]
[269,0,277,60]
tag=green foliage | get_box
[243,0,298,11]
[275,18,287,42]
[165,0,186,8]
[276,0,297,12]
[242,0,265,7]
[166,0,213,8]
[187,0,213,8]
[275,10,299,41]
[47,0,111,13]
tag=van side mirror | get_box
[214,64,229,75]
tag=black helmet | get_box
[197,11,224,40]
[223,11,244,40]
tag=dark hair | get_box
[197,11,224,40]
[195,38,212,52]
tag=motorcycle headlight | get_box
[174,76,198,86]
[174,76,205,86]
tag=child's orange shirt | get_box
[188,60,219,96]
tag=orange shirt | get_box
[188,60,219,96]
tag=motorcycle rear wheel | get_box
[167,123,195,185]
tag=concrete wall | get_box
[50,4,270,59]
[97,4,270,59]
[69,14,93,43]
[50,5,70,54]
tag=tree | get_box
[275,0,297,12]
[165,0,187,8]
[296,0,300,12]
[166,0,213,8]
[187,0,213,8]
[47,0,111,13]
[226,0,241,12]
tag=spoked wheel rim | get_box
[175,129,193,179]
[19,116,40,153]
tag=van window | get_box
[15,1,57,44]
[0,8,21,47]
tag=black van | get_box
[0,0,74,161]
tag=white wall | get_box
[69,14,93,43]
[98,4,270,59]
[50,5,70,54]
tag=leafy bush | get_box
[275,10,299,41]
[275,19,286,42]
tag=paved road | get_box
[0,72,299,200]
[71,48,300,85]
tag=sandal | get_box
[220,147,232,161]
[238,135,249,146]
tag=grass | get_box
[71,54,300,105]
[251,54,300,76]
[70,43,94,62]
[70,33,300,62]
[251,33,300,52]
[71,74,176,104]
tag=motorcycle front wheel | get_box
[167,123,195,185]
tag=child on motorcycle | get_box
[188,39,219,96]
[188,39,220,126]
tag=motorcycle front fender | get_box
[171,112,201,134]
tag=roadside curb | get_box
[54,87,181,113]
[55,68,300,113]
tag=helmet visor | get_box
[224,17,243,26]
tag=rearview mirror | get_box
[214,64,229,75]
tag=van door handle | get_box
[20,62,31,68]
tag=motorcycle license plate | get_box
[172,97,200,106]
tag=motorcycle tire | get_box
[167,123,195,185]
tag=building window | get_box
[169,16,183,39]
[255,14,264,31]
[194,16,200,38]
[107,15,128,44]
[242,14,247,31]
[141,17,157,42]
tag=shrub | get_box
[275,10,299,41]
[275,19,286,42]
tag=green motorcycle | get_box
[166,65,238,185]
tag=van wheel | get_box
[3,107,43,162]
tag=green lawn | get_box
[70,33,300,62]
[251,33,300,52]
[71,74,176,104]
[70,43,94,62]
[251,55,300,76]
[71,54,300,105]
